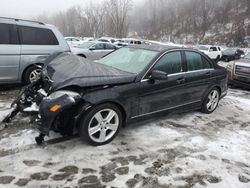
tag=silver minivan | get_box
[0,17,70,84]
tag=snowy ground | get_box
[0,86,250,188]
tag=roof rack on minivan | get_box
[0,17,44,25]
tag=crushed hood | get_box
[43,53,136,90]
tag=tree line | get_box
[36,0,250,47]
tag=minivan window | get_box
[185,51,211,71]
[19,26,59,45]
[154,51,182,74]
[0,23,19,44]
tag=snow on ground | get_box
[0,88,249,188]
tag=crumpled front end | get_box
[36,90,83,136]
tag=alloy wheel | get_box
[29,69,41,83]
[206,90,219,112]
[88,109,119,143]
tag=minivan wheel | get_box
[79,103,122,146]
[201,88,220,114]
[23,66,42,84]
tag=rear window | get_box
[210,47,217,51]
[0,23,19,44]
[19,26,59,45]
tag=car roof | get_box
[127,44,184,52]
[0,17,44,25]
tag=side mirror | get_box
[89,47,95,51]
[151,70,168,80]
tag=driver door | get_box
[137,51,190,116]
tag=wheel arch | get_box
[202,85,222,102]
[21,63,44,83]
[93,100,127,127]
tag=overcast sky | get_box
[0,0,104,19]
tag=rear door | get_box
[183,51,213,103]
[0,21,20,83]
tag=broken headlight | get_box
[47,90,81,101]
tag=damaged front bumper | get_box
[36,91,82,136]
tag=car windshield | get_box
[196,46,209,51]
[223,49,235,55]
[244,53,250,60]
[78,42,95,49]
[98,47,158,74]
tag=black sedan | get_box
[221,48,245,62]
[2,45,228,146]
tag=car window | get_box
[19,26,59,45]
[218,47,221,51]
[0,23,19,44]
[93,43,105,50]
[210,47,217,51]
[185,51,211,71]
[105,43,116,50]
[98,39,109,43]
[153,51,182,74]
[72,38,79,42]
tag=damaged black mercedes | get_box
[1,45,228,146]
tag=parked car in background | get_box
[226,52,250,88]
[113,40,128,47]
[4,45,228,146]
[71,41,118,60]
[98,37,116,43]
[64,37,84,47]
[0,17,70,84]
[123,38,142,45]
[195,45,222,60]
[82,37,94,42]
[221,48,245,62]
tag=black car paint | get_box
[221,49,245,62]
[35,46,227,136]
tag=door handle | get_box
[176,77,185,84]
[205,71,211,76]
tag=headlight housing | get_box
[47,90,81,101]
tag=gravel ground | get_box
[0,86,249,188]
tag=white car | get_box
[196,45,222,60]
[98,37,116,43]
[64,37,84,47]
[71,41,118,60]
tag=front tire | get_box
[201,88,220,114]
[79,103,122,146]
[23,66,42,84]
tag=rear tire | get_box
[78,103,122,146]
[23,66,42,85]
[201,88,220,114]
